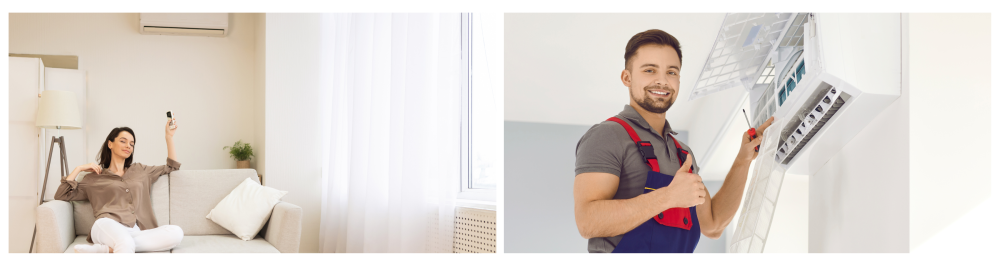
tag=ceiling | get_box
[505,13,753,179]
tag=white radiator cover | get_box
[452,207,496,253]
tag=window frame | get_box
[458,13,497,203]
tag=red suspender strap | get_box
[609,117,695,231]
[607,117,660,173]
[668,134,693,173]
[606,117,641,142]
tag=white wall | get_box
[254,13,267,177]
[503,13,749,178]
[908,13,991,251]
[804,14,910,253]
[504,13,726,128]
[8,57,45,253]
[9,13,261,171]
[808,77,909,252]
[762,173,809,253]
[264,13,323,253]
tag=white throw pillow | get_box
[206,177,288,241]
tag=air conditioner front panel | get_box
[815,13,901,96]
[139,13,229,37]
[782,74,899,175]
[141,26,226,37]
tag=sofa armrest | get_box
[36,200,76,253]
[265,201,302,253]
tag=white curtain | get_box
[318,13,462,253]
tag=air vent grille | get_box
[775,83,851,164]
[142,26,226,36]
[689,13,796,100]
[452,207,496,253]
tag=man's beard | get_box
[630,85,675,114]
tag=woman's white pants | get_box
[91,217,184,253]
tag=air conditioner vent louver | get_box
[775,83,850,164]
[142,26,226,36]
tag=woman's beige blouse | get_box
[55,158,181,242]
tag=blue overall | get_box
[606,117,701,253]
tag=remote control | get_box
[167,111,176,130]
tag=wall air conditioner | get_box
[691,13,901,253]
[139,13,229,37]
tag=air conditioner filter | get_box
[729,117,787,253]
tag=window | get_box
[460,13,502,202]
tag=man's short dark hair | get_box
[624,29,683,70]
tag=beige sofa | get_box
[34,169,302,253]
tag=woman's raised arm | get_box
[165,117,178,161]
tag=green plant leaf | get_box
[224,140,254,161]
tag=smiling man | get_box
[573,29,774,253]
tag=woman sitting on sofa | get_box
[55,118,183,253]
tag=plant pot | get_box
[236,160,251,169]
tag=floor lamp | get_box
[30,90,82,253]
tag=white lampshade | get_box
[35,90,82,129]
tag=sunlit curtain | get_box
[317,13,462,253]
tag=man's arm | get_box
[575,155,704,239]
[574,172,670,239]
[696,117,773,239]
[695,159,752,239]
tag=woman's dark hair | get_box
[624,29,683,70]
[97,127,136,169]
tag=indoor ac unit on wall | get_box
[693,13,901,175]
[699,13,902,253]
[139,13,229,37]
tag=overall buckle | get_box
[636,141,657,161]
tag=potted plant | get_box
[223,140,254,169]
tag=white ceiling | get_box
[505,13,752,179]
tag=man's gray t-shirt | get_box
[575,105,700,253]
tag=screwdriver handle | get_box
[747,128,759,152]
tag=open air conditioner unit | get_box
[694,13,902,253]
[139,13,229,37]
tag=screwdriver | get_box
[742,110,759,152]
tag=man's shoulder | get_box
[582,119,629,139]
[577,118,632,152]
[580,121,631,147]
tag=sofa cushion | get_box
[73,174,169,235]
[72,202,96,236]
[64,235,169,253]
[169,169,260,235]
[206,178,288,241]
[170,235,279,253]
[151,174,170,227]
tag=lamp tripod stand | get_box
[29,135,69,253]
